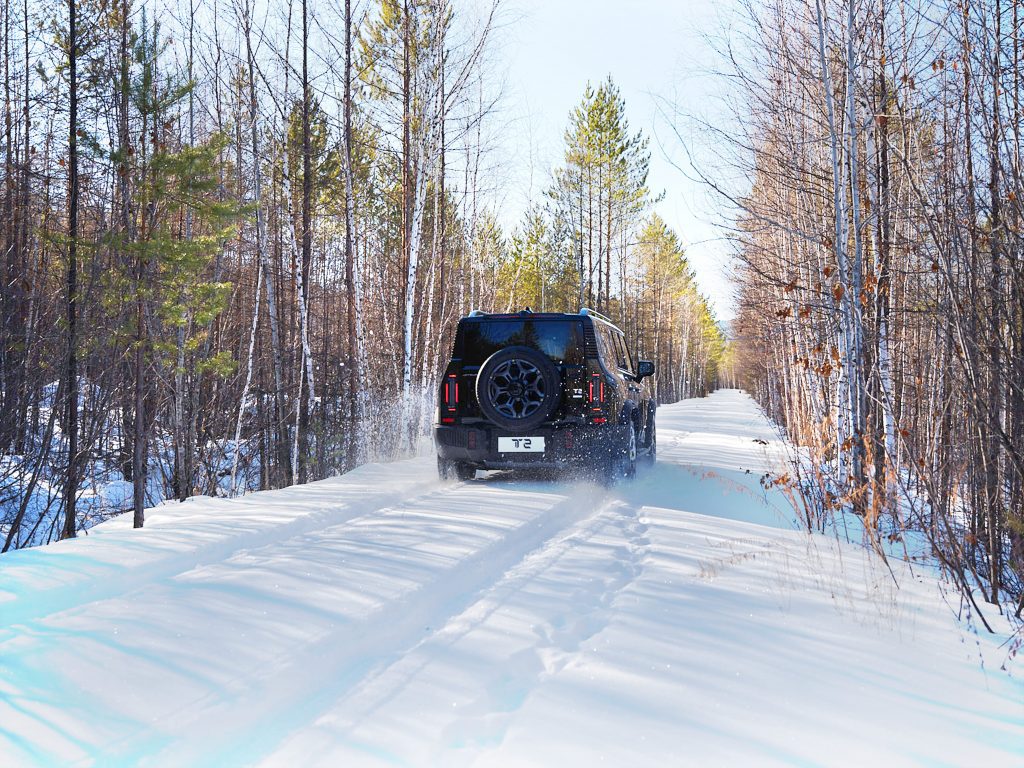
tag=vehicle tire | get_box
[602,421,637,486]
[624,421,638,479]
[476,346,560,431]
[454,462,477,481]
[438,456,477,482]
[641,418,656,466]
[438,456,454,481]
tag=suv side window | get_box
[595,323,616,368]
[614,333,634,374]
[595,323,632,373]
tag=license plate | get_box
[498,436,545,453]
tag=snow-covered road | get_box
[1,390,1021,767]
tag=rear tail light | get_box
[589,373,604,414]
[443,373,458,415]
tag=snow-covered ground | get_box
[1,390,1020,767]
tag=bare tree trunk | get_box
[985,0,1004,602]
[62,0,79,539]
[343,0,365,469]
[401,3,444,452]
[240,0,288,487]
[230,263,262,495]
[813,0,852,496]
[400,0,411,394]
[174,0,197,502]
[133,284,146,528]
[298,0,314,484]
[844,0,868,513]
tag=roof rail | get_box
[580,307,614,324]
[467,309,487,318]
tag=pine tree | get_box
[549,77,650,316]
[634,215,724,401]
[111,14,240,526]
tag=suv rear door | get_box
[444,316,589,424]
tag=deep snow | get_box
[0,390,1020,767]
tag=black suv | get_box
[434,308,656,482]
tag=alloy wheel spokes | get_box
[488,358,547,420]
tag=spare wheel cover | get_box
[476,345,560,431]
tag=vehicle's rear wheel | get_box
[624,421,638,479]
[438,457,476,482]
[641,418,656,466]
[602,422,637,485]
[476,346,560,431]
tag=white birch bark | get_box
[418,176,443,431]
[420,233,439,431]
[813,0,852,493]
[230,262,262,496]
[277,0,315,480]
[401,7,445,452]
[279,157,317,431]
[844,0,867,499]
[239,0,286,484]
[291,348,303,482]
[863,120,898,507]
[341,131,367,465]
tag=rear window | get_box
[459,319,585,365]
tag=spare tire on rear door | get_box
[476,345,560,431]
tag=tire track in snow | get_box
[96,478,611,768]
[255,494,653,767]
[437,498,652,759]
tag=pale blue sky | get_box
[492,0,743,322]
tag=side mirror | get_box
[636,360,655,380]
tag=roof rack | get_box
[467,308,539,318]
[580,307,614,324]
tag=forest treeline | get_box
[0,0,724,548]
[728,0,1023,624]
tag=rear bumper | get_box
[434,422,625,469]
